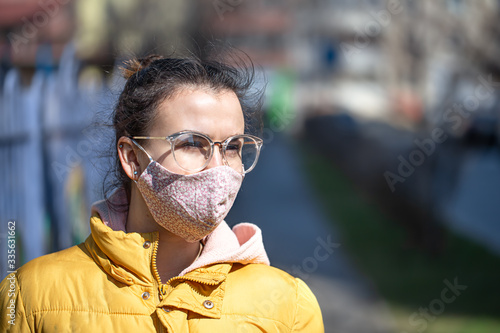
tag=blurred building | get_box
[1,0,499,275]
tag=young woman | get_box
[0,54,323,332]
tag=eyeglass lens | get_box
[172,133,260,173]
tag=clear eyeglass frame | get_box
[130,130,263,174]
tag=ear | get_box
[117,137,146,180]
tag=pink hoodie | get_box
[90,188,270,276]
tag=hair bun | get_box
[120,54,164,79]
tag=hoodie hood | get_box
[90,188,270,277]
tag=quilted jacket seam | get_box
[26,308,152,318]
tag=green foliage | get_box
[299,145,500,332]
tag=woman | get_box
[0,54,323,332]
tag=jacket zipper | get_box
[152,238,229,332]
[151,234,164,301]
[152,236,167,333]
[152,236,221,292]
[166,275,221,287]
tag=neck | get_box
[126,186,202,284]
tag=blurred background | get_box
[1,0,499,332]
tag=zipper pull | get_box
[159,284,167,300]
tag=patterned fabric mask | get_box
[134,156,243,242]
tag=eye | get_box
[225,139,243,158]
[226,143,241,151]
[226,138,243,151]
[178,140,204,149]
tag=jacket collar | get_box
[157,263,232,319]
[88,188,269,276]
[85,215,157,286]
[84,219,230,319]
[85,188,270,306]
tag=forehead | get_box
[150,88,245,139]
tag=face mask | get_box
[132,142,243,242]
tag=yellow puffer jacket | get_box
[0,214,323,332]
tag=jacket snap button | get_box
[143,241,151,249]
[203,300,214,309]
[141,292,150,300]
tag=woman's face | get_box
[138,88,245,174]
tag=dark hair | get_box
[105,53,264,204]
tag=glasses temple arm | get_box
[130,138,154,162]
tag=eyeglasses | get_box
[130,131,263,174]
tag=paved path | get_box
[226,133,395,333]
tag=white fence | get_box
[0,44,120,277]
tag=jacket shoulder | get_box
[12,244,98,306]
[15,243,93,284]
[225,263,324,332]
[0,243,95,331]
[229,263,296,288]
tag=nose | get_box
[206,144,224,169]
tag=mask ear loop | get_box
[130,139,154,183]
